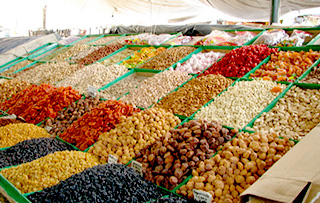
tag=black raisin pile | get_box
[28,164,167,203]
[0,138,74,168]
[150,194,204,203]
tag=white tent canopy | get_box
[0,0,319,36]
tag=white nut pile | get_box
[176,51,225,74]
[57,63,129,94]
[89,36,119,45]
[250,86,320,140]
[51,45,89,62]
[101,49,135,67]
[121,69,191,108]
[195,80,287,129]
[98,73,145,100]
[74,36,97,45]
[16,62,83,85]
[1,60,33,77]
[114,36,133,45]
[68,46,101,63]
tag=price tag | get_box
[1,114,17,120]
[193,189,212,203]
[87,86,98,97]
[108,154,118,164]
[131,160,143,176]
[44,126,52,132]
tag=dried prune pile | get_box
[150,195,200,203]
[28,164,167,203]
[0,138,74,168]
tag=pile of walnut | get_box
[136,119,237,190]
[177,132,295,203]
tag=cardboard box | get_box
[240,125,320,203]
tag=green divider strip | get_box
[56,136,82,151]
[27,42,53,55]
[27,43,58,60]
[0,174,31,203]
[307,33,320,46]
[69,35,88,45]
[96,46,128,63]
[0,57,28,74]
[296,58,320,83]
[98,69,134,91]
[0,57,23,70]
[242,55,271,79]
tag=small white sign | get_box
[131,160,143,176]
[1,114,17,120]
[193,189,212,203]
[87,86,98,97]
[44,126,52,132]
[108,154,118,164]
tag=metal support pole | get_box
[270,0,280,24]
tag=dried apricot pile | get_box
[59,100,140,151]
[250,50,320,81]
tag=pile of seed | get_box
[0,138,74,168]
[28,164,166,203]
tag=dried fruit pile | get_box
[0,79,31,103]
[59,100,140,151]
[202,45,278,78]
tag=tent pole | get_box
[270,0,280,24]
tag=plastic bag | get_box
[253,29,288,46]
[277,29,312,47]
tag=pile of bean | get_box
[101,48,135,66]
[195,80,287,129]
[69,46,101,63]
[19,86,81,124]
[16,62,84,85]
[250,86,320,140]
[0,123,50,148]
[0,138,74,168]
[60,100,140,151]
[0,79,31,103]
[89,108,180,164]
[89,36,119,45]
[176,51,225,74]
[74,36,97,45]
[121,47,167,68]
[1,84,54,113]
[0,118,23,127]
[202,45,278,78]
[177,132,294,202]
[51,44,89,62]
[76,43,123,65]
[98,73,145,100]
[136,119,237,190]
[0,151,100,194]
[0,60,33,77]
[41,96,104,136]
[121,70,191,108]
[155,75,233,117]
[250,50,320,81]
[74,64,129,94]
[10,63,41,78]
[299,66,320,84]
[28,164,165,203]
[139,47,196,70]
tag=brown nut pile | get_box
[139,47,196,70]
[250,86,320,140]
[0,79,31,103]
[155,75,233,117]
[0,123,50,148]
[40,96,104,136]
[68,46,101,63]
[299,66,320,84]
[177,132,295,203]
[89,36,119,45]
[51,44,89,62]
[101,49,135,66]
[136,119,238,190]
[121,70,192,108]
[76,43,123,65]
[16,62,84,85]
[89,107,181,164]
[98,73,145,100]
[0,151,100,193]
[0,60,33,77]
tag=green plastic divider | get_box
[0,57,30,74]
[10,61,45,75]
[27,43,59,60]
[0,147,10,151]
[56,136,82,151]
[69,35,87,45]
[296,58,320,83]
[96,45,128,63]
[0,174,31,203]
[307,33,320,46]
[89,34,124,45]
[26,42,54,55]
[98,69,135,91]
[0,57,24,70]
[242,55,271,79]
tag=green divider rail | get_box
[27,43,59,60]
